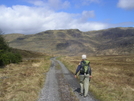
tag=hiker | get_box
[74,54,92,97]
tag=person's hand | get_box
[74,75,77,78]
[89,75,92,78]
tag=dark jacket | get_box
[75,60,91,75]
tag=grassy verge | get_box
[0,55,51,101]
[58,55,134,101]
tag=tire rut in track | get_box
[56,59,99,101]
[37,59,60,101]
[56,63,78,101]
[37,58,78,101]
[37,58,98,101]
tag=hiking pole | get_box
[89,76,92,82]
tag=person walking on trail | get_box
[74,54,92,98]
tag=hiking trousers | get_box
[79,74,90,96]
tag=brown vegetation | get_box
[4,27,134,56]
[58,55,134,101]
[0,54,51,101]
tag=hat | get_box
[82,54,86,59]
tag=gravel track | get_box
[37,58,60,101]
[37,58,98,101]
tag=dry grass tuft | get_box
[58,55,134,101]
[0,56,51,101]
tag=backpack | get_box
[80,60,90,74]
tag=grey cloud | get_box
[117,0,134,10]
[109,22,134,28]
[82,10,95,18]
[81,0,100,6]
[28,0,45,6]
[28,0,70,10]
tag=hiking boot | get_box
[79,93,83,96]
[84,95,88,98]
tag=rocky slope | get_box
[4,27,134,56]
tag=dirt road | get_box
[37,58,98,101]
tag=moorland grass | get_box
[58,55,134,101]
[0,55,51,101]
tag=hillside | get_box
[3,33,24,42]
[4,27,134,56]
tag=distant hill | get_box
[4,33,24,42]
[4,27,134,56]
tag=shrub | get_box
[0,52,22,66]
[0,32,22,66]
[0,34,9,52]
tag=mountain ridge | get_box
[4,27,134,56]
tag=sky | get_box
[0,0,134,34]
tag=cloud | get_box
[28,0,70,10]
[117,0,134,10]
[0,5,108,34]
[81,0,100,6]
[78,11,95,22]
[73,0,101,9]
[109,22,134,28]
[47,0,70,9]
[71,22,108,31]
[28,0,45,6]
[82,10,95,18]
